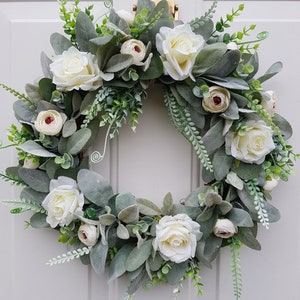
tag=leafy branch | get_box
[0,83,36,109]
[0,173,27,187]
[1,197,45,214]
[47,247,90,266]
[229,237,243,300]
[164,87,213,172]
[245,179,269,229]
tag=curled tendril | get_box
[90,151,104,164]
[104,0,113,9]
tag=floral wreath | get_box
[0,0,298,299]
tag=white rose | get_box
[261,90,277,117]
[23,157,39,169]
[263,175,280,192]
[153,214,201,263]
[50,46,102,91]
[213,219,237,239]
[225,121,275,164]
[78,224,99,247]
[117,9,135,25]
[34,110,67,136]
[42,176,84,228]
[156,24,205,81]
[202,86,231,113]
[120,39,147,65]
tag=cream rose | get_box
[261,90,277,117]
[202,86,231,113]
[23,157,40,169]
[120,39,147,65]
[34,110,67,136]
[42,176,84,228]
[50,46,102,91]
[225,121,275,164]
[156,24,205,81]
[213,219,237,238]
[153,214,201,263]
[78,224,99,247]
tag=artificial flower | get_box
[78,223,99,247]
[225,120,275,164]
[202,86,231,113]
[263,175,280,192]
[213,219,237,238]
[23,157,40,169]
[153,214,201,263]
[50,46,102,91]
[261,90,277,117]
[120,39,147,65]
[116,9,135,25]
[156,24,205,81]
[42,176,84,228]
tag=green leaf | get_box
[76,11,98,52]
[166,261,189,285]
[136,198,161,216]
[66,128,92,155]
[125,239,153,272]
[232,162,263,180]
[50,32,73,55]
[108,244,135,282]
[273,113,293,140]
[18,168,50,193]
[77,169,113,207]
[236,227,261,250]
[205,76,249,90]
[18,140,57,158]
[139,52,163,80]
[118,205,139,224]
[90,241,109,274]
[212,147,233,180]
[39,78,56,102]
[202,119,225,154]
[105,54,133,73]
[161,192,173,215]
[13,100,36,123]
[257,61,283,83]
[30,212,49,228]
[62,119,77,138]
[227,207,253,227]
[193,43,227,75]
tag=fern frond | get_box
[189,0,217,30]
[0,173,27,187]
[164,88,213,172]
[229,237,243,300]
[0,83,36,109]
[47,247,90,266]
[245,179,270,229]
[1,197,46,214]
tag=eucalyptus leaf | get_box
[205,76,249,90]
[236,227,261,250]
[66,128,92,155]
[18,140,57,158]
[18,168,50,193]
[136,198,161,216]
[108,243,135,282]
[202,119,225,154]
[62,119,77,138]
[166,261,189,285]
[126,239,153,272]
[25,83,42,104]
[139,52,163,80]
[190,18,214,41]
[77,169,113,207]
[257,61,283,83]
[221,99,239,120]
[50,32,73,55]
[90,241,109,274]
[13,100,36,123]
[76,11,98,52]
[39,78,56,102]
[30,212,49,228]
[203,235,222,262]
[212,147,233,180]
[232,162,263,180]
[227,207,253,227]
[105,54,133,73]
[20,187,47,204]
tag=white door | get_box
[0,1,299,299]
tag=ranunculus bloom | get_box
[42,177,84,228]
[34,110,67,136]
[50,46,102,91]
[78,223,99,247]
[261,90,277,117]
[156,24,205,81]
[225,121,275,164]
[263,175,280,192]
[116,9,135,25]
[213,219,237,239]
[153,214,201,263]
[202,86,231,113]
[120,39,147,65]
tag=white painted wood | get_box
[0,1,299,300]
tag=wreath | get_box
[0,0,298,299]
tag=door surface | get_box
[0,1,300,299]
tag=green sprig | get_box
[0,173,27,187]
[47,247,90,266]
[1,198,45,214]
